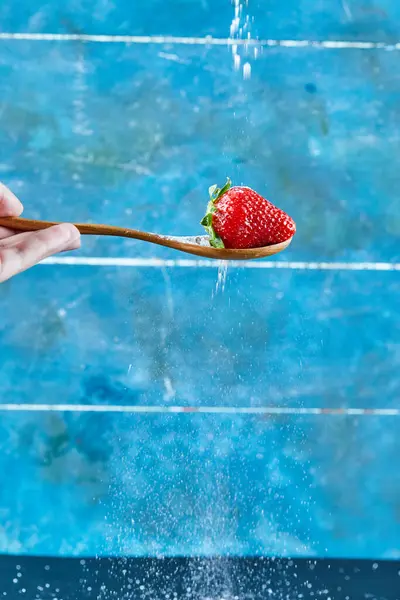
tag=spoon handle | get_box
[0,216,293,260]
[0,216,159,243]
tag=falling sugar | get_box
[229,0,258,79]
[243,62,251,80]
[214,261,229,295]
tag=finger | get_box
[0,223,81,283]
[0,226,16,240]
[0,183,24,217]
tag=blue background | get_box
[2,0,400,41]
[0,0,400,561]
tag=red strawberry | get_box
[201,178,296,249]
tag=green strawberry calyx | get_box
[200,177,232,249]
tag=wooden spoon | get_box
[0,217,293,261]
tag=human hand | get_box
[0,183,80,283]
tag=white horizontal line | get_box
[41,256,400,271]
[0,32,399,50]
[0,403,397,416]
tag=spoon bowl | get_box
[162,234,292,260]
[0,217,293,260]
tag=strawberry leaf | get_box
[201,178,232,248]
[208,184,218,197]
[217,178,232,198]
[200,213,212,227]
[210,236,225,249]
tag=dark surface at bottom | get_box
[0,555,398,599]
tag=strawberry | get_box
[201,178,296,249]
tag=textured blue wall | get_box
[0,1,399,560]
[2,0,400,41]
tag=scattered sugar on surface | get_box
[166,235,211,247]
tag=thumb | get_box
[0,183,24,217]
